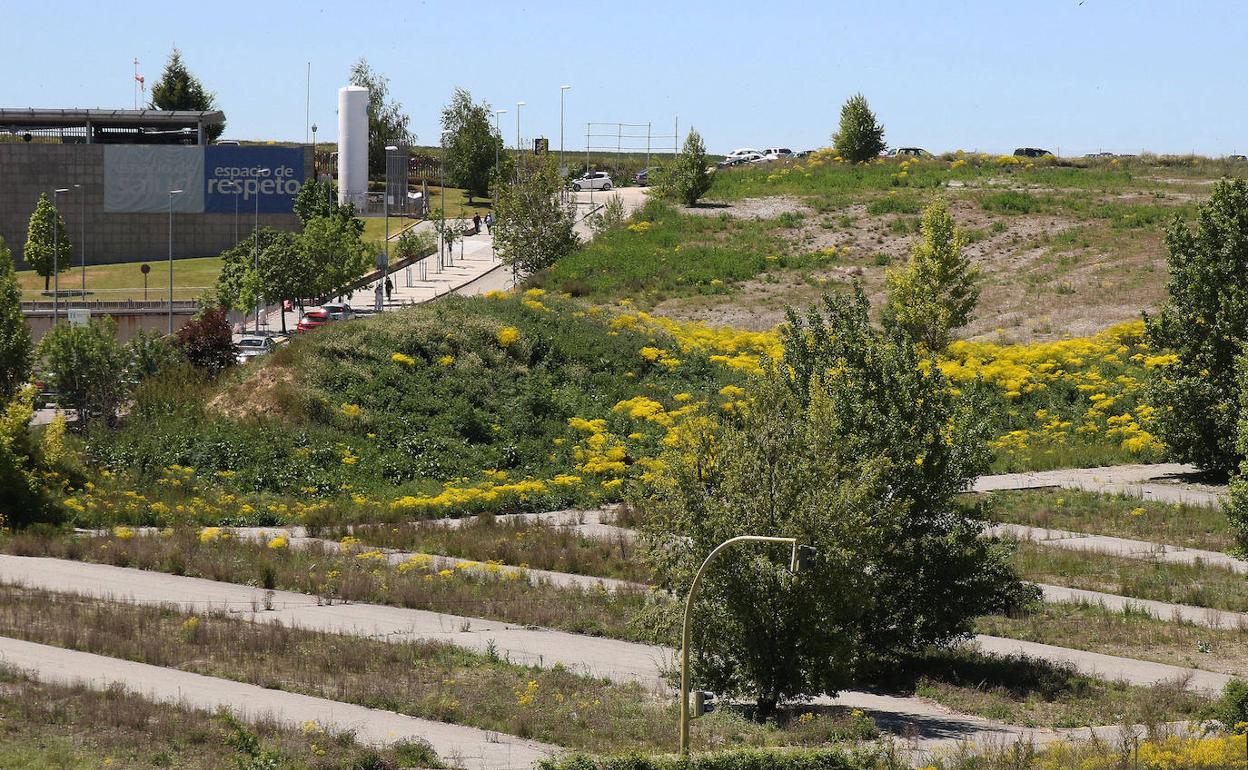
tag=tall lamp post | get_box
[439,129,453,271]
[384,144,399,281]
[678,536,815,756]
[493,109,507,208]
[51,187,70,323]
[74,183,85,299]
[311,124,319,176]
[167,189,184,334]
[252,168,271,332]
[515,101,526,159]
[559,85,571,175]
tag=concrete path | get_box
[0,635,554,770]
[973,463,1224,508]
[1039,582,1248,630]
[989,521,1248,574]
[427,507,635,543]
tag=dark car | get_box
[1014,147,1053,158]
[296,309,331,332]
[633,167,660,186]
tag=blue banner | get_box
[204,146,305,214]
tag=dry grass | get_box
[336,515,649,582]
[978,602,1248,678]
[0,662,438,769]
[0,583,874,753]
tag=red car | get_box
[296,309,330,332]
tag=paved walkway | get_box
[429,507,635,542]
[989,521,1248,574]
[1039,582,1248,629]
[0,635,554,770]
[973,463,1225,508]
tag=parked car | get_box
[725,148,762,159]
[1232,154,1248,161]
[1084,152,1116,159]
[717,153,762,168]
[571,172,612,192]
[321,302,357,321]
[634,167,660,186]
[888,147,931,158]
[296,308,331,332]
[761,148,794,160]
[1014,147,1053,158]
[235,335,275,364]
[32,371,59,409]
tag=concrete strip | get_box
[0,635,554,770]
[1038,583,1248,629]
[989,522,1248,574]
[972,463,1224,508]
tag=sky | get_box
[5,0,1248,157]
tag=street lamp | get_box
[493,109,507,207]
[252,168,271,332]
[167,189,184,334]
[560,85,571,175]
[384,145,399,282]
[678,536,816,756]
[311,123,319,176]
[515,101,526,157]
[74,183,85,300]
[439,129,453,271]
[52,187,70,324]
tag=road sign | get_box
[67,308,90,327]
[534,137,549,155]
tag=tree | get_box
[24,193,73,291]
[293,178,339,225]
[493,154,580,277]
[881,198,980,351]
[38,318,129,427]
[150,48,224,141]
[832,93,885,162]
[299,215,371,299]
[0,236,33,401]
[0,385,59,528]
[640,288,1027,716]
[659,129,713,206]
[349,58,413,177]
[441,88,504,203]
[175,307,235,375]
[126,330,183,381]
[1145,179,1248,477]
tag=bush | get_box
[38,318,130,428]
[0,235,32,401]
[1208,678,1248,730]
[175,307,236,375]
[538,747,867,770]
[659,129,713,206]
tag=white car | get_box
[718,152,763,168]
[571,172,613,192]
[235,335,275,364]
[726,148,762,159]
[761,147,794,160]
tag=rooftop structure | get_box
[0,108,226,145]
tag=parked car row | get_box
[717,147,805,168]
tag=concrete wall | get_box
[0,144,311,269]
[24,307,201,345]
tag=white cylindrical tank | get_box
[337,86,369,209]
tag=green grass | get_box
[1013,541,1248,612]
[17,255,222,302]
[535,199,831,302]
[981,488,1233,552]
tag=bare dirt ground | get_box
[657,193,1176,342]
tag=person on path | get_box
[472,213,481,235]
[485,213,494,234]
[385,277,393,300]
[374,283,383,313]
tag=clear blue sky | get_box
[6,0,1247,156]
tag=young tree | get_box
[0,385,58,527]
[660,129,713,206]
[1145,179,1248,476]
[493,154,580,276]
[881,198,980,351]
[640,288,1027,716]
[0,236,33,401]
[832,93,886,162]
[24,193,73,291]
[38,318,129,427]
[441,88,504,203]
[150,48,224,141]
[299,215,371,298]
[349,58,413,177]
[293,178,338,225]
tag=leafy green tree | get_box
[881,198,980,351]
[0,385,59,528]
[24,193,73,291]
[150,48,224,142]
[441,88,504,203]
[293,178,339,225]
[1145,179,1248,477]
[659,129,712,206]
[493,154,580,276]
[38,318,129,427]
[349,58,413,177]
[394,227,436,261]
[832,93,885,162]
[299,215,371,298]
[640,288,1027,716]
[0,236,33,400]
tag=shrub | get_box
[175,307,236,375]
[0,385,59,527]
[38,318,130,427]
[588,193,626,234]
[831,93,885,163]
[1207,678,1248,730]
[1146,179,1248,476]
[0,235,32,401]
[126,329,184,381]
[660,129,713,206]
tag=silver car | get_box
[235,336,275,364]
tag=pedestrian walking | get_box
[472,213,481,235]
[385,277,393,300]
[485,213,494,234]
[374,282,383,313]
